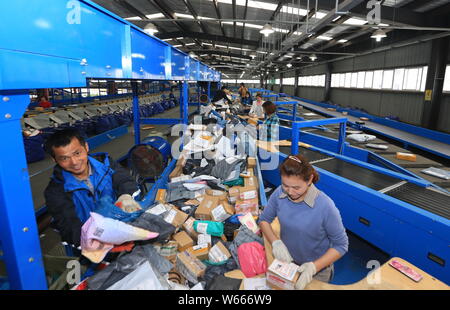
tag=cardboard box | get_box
[197,234,212,245]
[235,198,259,216]
[211,201,235,222]
[176,251,206,284]
[187,244,210,261]
[155,189,166,203]
[244,176,259,190]
[164,206,189,228]
[228,186,243,204]
[208,241,232,263]
[239,187,258,200]
[195,195,220,220]
[205,189,228,202]
[266,259,300,290]
[173,231,194,252]
[183,217,199,241]
[169,165,184,180]
[247,157,257,168]
[396,152,417,162]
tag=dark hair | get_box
[262,101,276,115]
[256,93,262,99]
[280,154,319,184]
[44,128,87,158]
[221,86,227,90]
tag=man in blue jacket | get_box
[44,129,140,249]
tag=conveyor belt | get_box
[313,158,400,191]
[279,146,332,163]
[385,183,450,220]
[296,100,450,160]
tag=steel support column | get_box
[421,37,449,130]
[324,63,333,102]
[131,81,140,145]
[0,92,47,290]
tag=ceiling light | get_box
[338,39,348,43]
[286,63,292,68]
[276,68,279,72]
[317,35,333,41]
[145,13,164,19]
[143,23,158,36]
[250,53,256,59]
[260,23,275,37]
[371,29,387,42]
[189,51,197,58]
[309,54,317,61]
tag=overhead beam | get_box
[114,0,188,46]
[182,0,209,34]
[241,0,249,44]
[147,0,203,47]
[190,50,252,60]
[212,0,227,37]
[157,31,265,47]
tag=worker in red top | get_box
[38,96,52,108]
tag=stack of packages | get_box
[75,117,297,290]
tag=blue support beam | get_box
[140,118,183,125]
[0,92,47,290]
[132,82,140,145]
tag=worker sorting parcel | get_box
[40,93,348,290]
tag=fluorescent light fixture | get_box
[200,54,208,57]
[250,53,257,59]
[338,39,348,43]
[317,35,333,41]
[260,23,275,37]
[198,16,214,20]
[176,37,184,40]
[286,63,292,68]
[314,12,327,19]
[175,13,194,19]
[371,28,387,42]
[344,18,367,26]
[276,68,279,72]
[185,43,196,46]
[125,16,142,21]
[215,44,228,48]
[202,42,213,46]
[293,31,303,35]
[163,39,172,42]
[145,13,164,19]
[173,45,182,48]
[310,54,317,61]
[213,0,278,11]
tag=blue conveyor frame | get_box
[0,0,221,290]
[259,118,450,285]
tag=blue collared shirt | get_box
[259,184,349,265]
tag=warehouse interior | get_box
[0,0,449,291]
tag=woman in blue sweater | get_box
[259,154,349,289]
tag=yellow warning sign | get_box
[425,90,432,101]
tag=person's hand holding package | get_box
[295,262,317,290]
[271,239,293,263]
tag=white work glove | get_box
[115,194,142,213]
[295,262,317,290]
[272,239,293,263]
